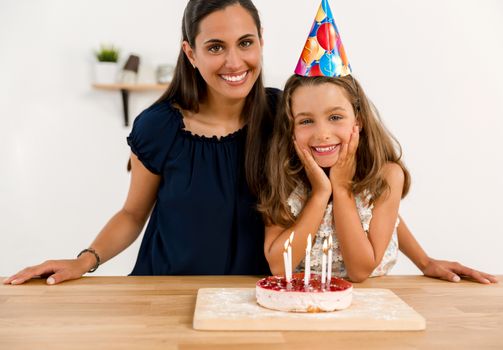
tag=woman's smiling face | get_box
[183,4,263,103]
[292,82,358,168]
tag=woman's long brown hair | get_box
[258,75,411,227]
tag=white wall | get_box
[1,0,502,277]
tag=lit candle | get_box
[283,239,290,283]
[327,235,333,285]
[288,232,294,281]
[321,238,328,286]
[304,233,312,286]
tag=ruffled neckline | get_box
[179,125,246,142]
[167,100,247,143]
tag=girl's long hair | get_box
[258,75,411,227]
[152,0,273,195]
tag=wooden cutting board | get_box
[193,288,425,331]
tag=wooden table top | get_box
[1,275,501,349]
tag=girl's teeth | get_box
[314,146,336,152]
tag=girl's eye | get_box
[299,119,313,125]
[240,40,253,48]
[208,45,223,53]
[329,114,342,121]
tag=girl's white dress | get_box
[288,184,399,278]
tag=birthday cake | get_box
[256,273,353,312]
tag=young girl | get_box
[260,73,407,282]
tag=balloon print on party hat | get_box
[294,0,351,77]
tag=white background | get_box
[1,0,502,277]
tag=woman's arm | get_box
[3,154,160,285]
[397,217,498,284]
[332,162,404,282]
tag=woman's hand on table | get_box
[421,257,498,284]
[3,255,95,285]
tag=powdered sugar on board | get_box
[193,288,425,331]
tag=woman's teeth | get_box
[221,71,247,82]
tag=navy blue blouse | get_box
[127,88,280,275]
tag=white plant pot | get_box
[94,62,119,84]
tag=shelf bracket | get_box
[120,89,130,126]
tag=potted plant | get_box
[93,44,120,84]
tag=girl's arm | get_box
[332,162,404,282]
[3,154,160,285]
[264,192,329,276]
[397,217,498,284]
[263,141,332,276]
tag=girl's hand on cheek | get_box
[330,125,359,193]
[293,139,331,198]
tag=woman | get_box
[3,0,496,285]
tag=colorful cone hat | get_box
[294,0,351,77]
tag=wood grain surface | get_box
[0,275,501,349]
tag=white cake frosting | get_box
[256,274,353,313]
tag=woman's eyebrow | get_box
[238,33,256,41]
[203,38,224,45]
[203,34,256,45]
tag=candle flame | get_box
[322,238,328,254]
[328,235,333,248]
[284,238,289,252]
[306,233,312,252]
[289,231,295,244]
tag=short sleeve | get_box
[127,100,181,175]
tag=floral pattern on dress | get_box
[287,183,399,278]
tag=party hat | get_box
[294,0,351,77]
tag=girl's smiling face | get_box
[182,4,263,103]
[292,82,358,168]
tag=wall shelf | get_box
[93,83,169,126]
